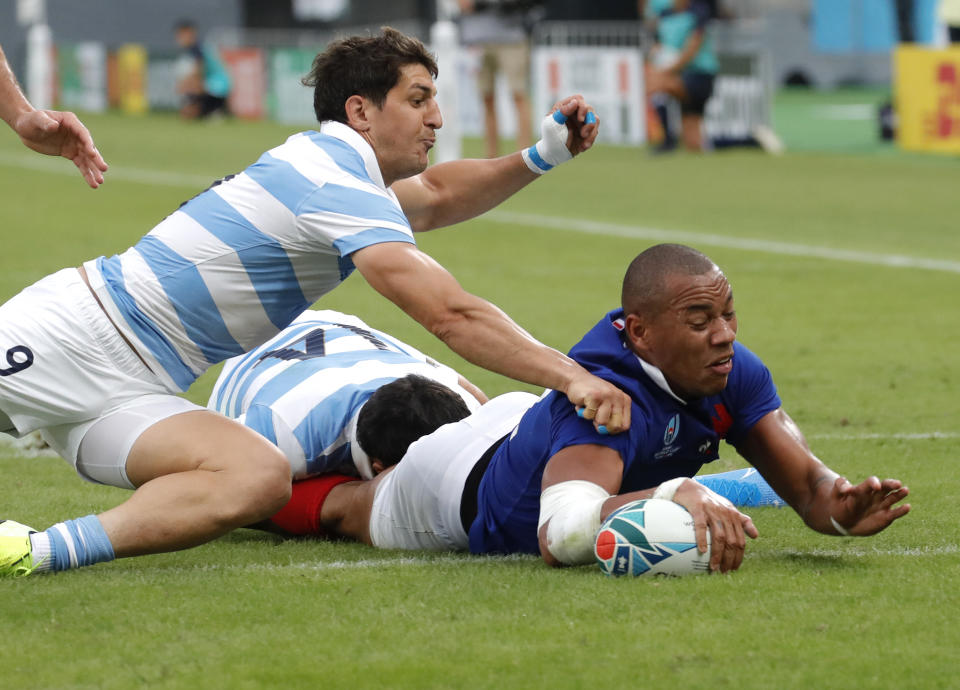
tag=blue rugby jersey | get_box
[469,308,781,555]
[210,310,480,480]
[83,122,415,392]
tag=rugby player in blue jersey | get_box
[0,29,630,576]
[276,245,910,573]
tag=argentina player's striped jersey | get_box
[82,121,415,393]
[209,310,482,480]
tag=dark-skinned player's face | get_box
[626,269,737,400]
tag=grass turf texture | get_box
[1,91,958,688]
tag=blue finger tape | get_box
[552,110,568,124]
[598,425,609,435]
[585,112,596,124]
[576,407,585,418]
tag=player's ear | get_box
[371,458,386,475]
[623,313,649,352]
[345,95,371,132]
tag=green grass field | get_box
[1,93,958,689]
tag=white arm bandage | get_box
[521,109,574,175]
[652,477,687,502]
[538,480,611,565]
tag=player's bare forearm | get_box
[742,408,909,536]
[0,46,32,129]
[394,152,537,232]
[353,242,630,432]
[429,295,580,393]
[395,96,599,232]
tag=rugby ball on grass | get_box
[595,499,710,577]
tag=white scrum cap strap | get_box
[538,480,611,564]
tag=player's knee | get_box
[243,448,292,516]
[218,446,291,525]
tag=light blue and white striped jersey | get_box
[209,310,481,480]
[83,121,415,392]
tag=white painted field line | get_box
[185,553,537,574]
[808,431,960,441]
[485,210,960,275]
[771,544,959,559]
[177,545,958,575]
[3,150,958,274]
[0,151,214,189]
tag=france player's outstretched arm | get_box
[740,408,910,536]
[537,444,756,572]
[0,44,108,188]
[392,96,599,232]
[351,241,630,434]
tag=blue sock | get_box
[695,468,786,508]
[42,515,116,572]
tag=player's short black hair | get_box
[173,18,196,32]
[356,374,470,469]
[301,27,438,124]
[621,243,718,316]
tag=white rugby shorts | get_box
[369,392,539,551]
[0,268,203,488]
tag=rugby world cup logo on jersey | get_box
[663,414,680,445]
[655,414,681,459]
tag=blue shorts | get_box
[681,71,715,115]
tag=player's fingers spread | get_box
[708,519,725,571]
[880,488,908,509]
[692,512,709,555]
[720,519,744,572]
[834,476,853,495]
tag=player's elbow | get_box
[538,529,565,568]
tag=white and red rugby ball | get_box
[594,499,711,577]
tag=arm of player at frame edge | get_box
[537,444,757,572]
[0,45,108,188]
[350,241,630,434]
[392,95,599,232]
[739,408,910,537]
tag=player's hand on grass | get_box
[548,95,599,156]
[568,371,631,434]
[15,109,108,188]
[826,476,910,537]
[673,479,758,573]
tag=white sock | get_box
[28,531,54,573]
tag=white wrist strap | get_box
[830,516,851,536]
[521,109,573,174]
[652,477,686,502]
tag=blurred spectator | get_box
[173,19,232,120]
[457,0,541,158]
[895,0,915,42]
[0,43,107,187]
[941,0,960,42]
[641,0,718,153]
